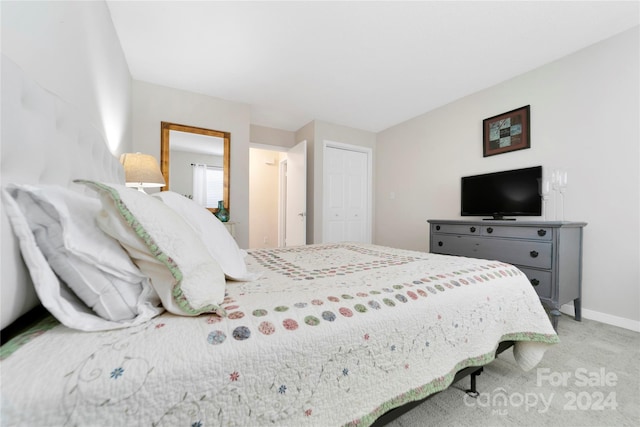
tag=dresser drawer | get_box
[431,223,480,236]
[431,235,479,258]
[481,225,552,241]
[479,239,552,269]
[519,267,552,299]
[433,235,552,269]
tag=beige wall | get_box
[375,27,639,329]
[250,124,296,148]
[131,80,252,248]
[249,148,282,248]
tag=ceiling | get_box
[106,1,639,133]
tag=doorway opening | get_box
[249,141,306,249]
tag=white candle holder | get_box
[558,170,568,221]
[548,169,568,221]
[540,176,552,220]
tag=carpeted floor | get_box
[386,314,640,426]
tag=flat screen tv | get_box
[461,166,542,220]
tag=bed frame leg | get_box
[465,367,483,398]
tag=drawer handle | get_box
[530,279,540,287]
[538,229,547,237]
[470,226,476,233]
[438,241,443,247]
[436,225,441,231]
[530,250,539,258]
[486,227,493,234]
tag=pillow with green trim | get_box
[76,180,226,317]
[152,191,260,281]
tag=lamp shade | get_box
[119,153,166,191]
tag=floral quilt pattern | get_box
[1,243,558,427]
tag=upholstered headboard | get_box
[1,56,125,329]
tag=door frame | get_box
[284,140,307,247]
[322,140,373,243]
[278,157,287,247]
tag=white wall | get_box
[131,80,251,248]
[375,27,639,329]
[1,0,132,155]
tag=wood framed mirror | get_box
[160,122,230,213]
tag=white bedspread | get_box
[0,243,558,426]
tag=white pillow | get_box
[77,180,227,317]
[2,184,164,331]
[152,191,259,281]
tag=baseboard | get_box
[560,304,640,332]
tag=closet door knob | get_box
[530,250,539,258]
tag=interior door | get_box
[285,140,307,246]
[324,144,370,243]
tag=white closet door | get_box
[324,144,370,243]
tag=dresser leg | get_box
[574,298,582,321]
[550,309,561,331]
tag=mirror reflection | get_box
[160,122,230,213]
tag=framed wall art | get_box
[483,105,530,157]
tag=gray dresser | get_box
[428,220,586,330]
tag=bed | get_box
[0,55,558,426]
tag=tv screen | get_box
[461,166,542,220]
